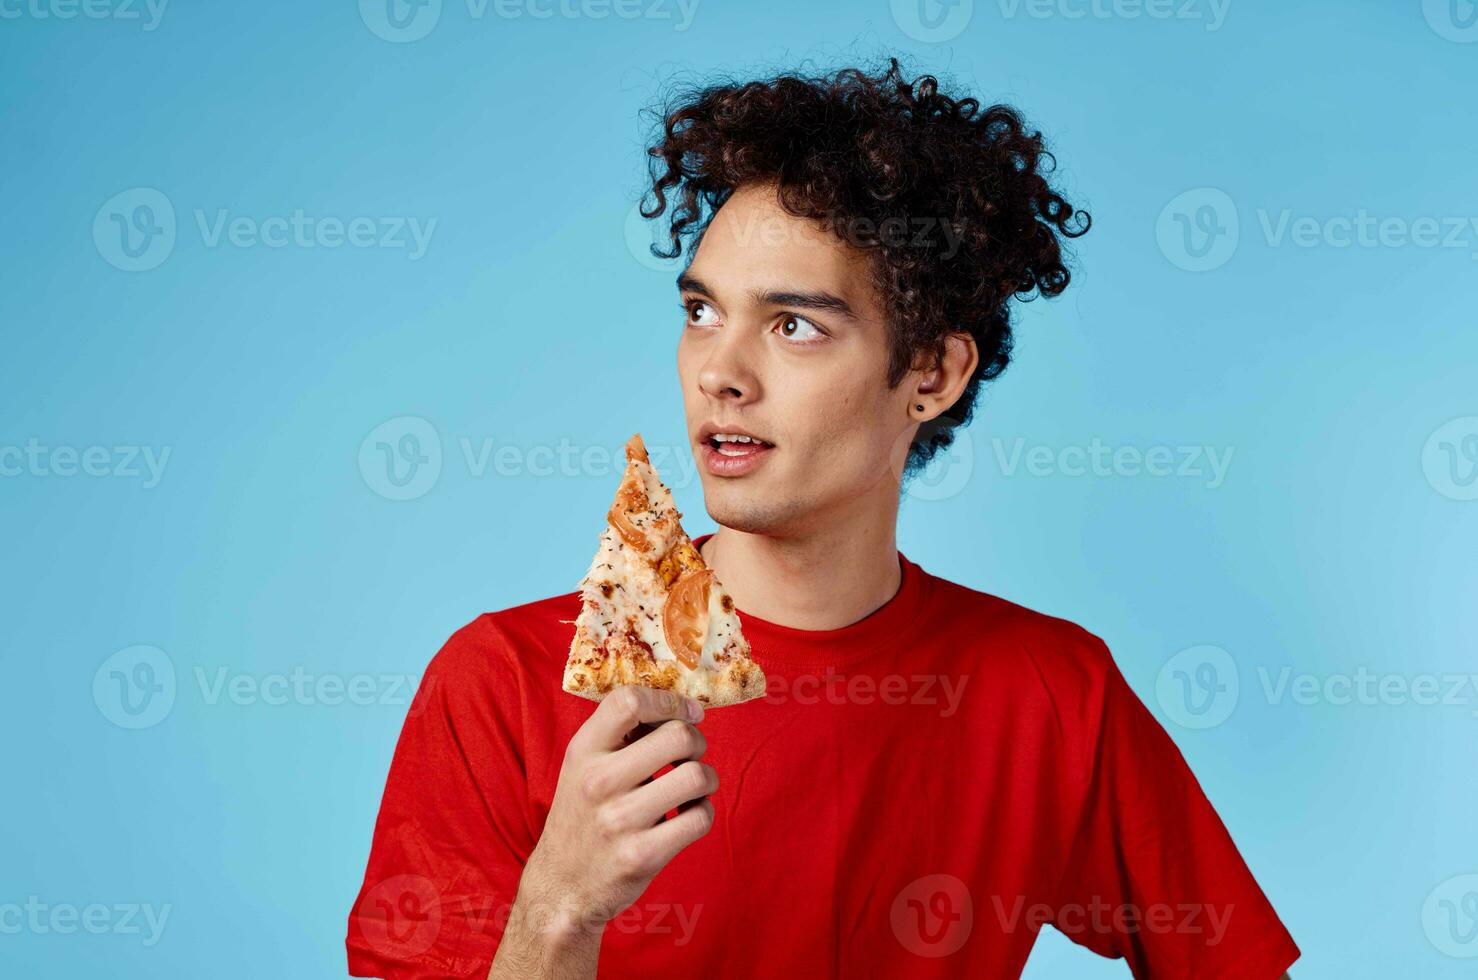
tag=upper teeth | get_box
[714,433,758,443]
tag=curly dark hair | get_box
[639,57,1090,476]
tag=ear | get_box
[907,333,979,422]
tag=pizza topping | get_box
[662,569,713,670]
[608,475,654,553]
[608,505,650,553]
[657,538,704,588]
[624,433,650,465]
[565,431,765,707]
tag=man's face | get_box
[676,182,917,536]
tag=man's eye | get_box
[685,301,719,326]
[776,314,825,342]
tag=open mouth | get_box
[705,433,775,457]
[698,431,776,476]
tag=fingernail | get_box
[687,699,704,722]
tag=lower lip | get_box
[699,440,775,477]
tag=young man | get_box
[347,60,1299,979]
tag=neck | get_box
[698,500,903,632]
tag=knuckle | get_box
[661,720,703,758]
[676,761,707,795]
[615,838,650,877]
[595,802,626,836]
[691,799,715,836]
[655,719,688,754]
[579,764,609,801]
[611,686,642,720]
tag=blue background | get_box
[3,0,1476,976]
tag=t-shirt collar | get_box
[691,532,930,668]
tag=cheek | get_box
[675,337,699,397]
[786,376,897,469]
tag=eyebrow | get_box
[676,273,859,321]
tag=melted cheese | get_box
[578,521,745,672]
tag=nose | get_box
[697,327,760,404]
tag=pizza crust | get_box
[561,637,768,708]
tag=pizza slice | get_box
[563,433,767,708]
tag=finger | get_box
[625,761,718,827]
[621,722,656,748]
[606,718,707,788]
[581,685,702,751]
[638,797,715,866]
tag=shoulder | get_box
[420,591,583,695]
[924,571,1123,709]
[929,573,1113,664]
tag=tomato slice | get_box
[608,506,650,553]
[608,478,652,552]
[663,569,712,670]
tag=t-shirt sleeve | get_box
[1050,641,1300,980]
[346,617,536,979]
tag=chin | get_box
[704,480,826,537]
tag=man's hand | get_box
[489,685,716,979]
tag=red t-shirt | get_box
[347,537,1299,979]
